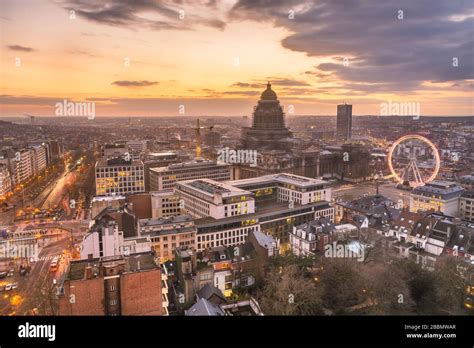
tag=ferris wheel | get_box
[387,135,440,187]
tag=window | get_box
[110,285,116,291]
[110,299,117,305]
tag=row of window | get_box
[198,236,246,250]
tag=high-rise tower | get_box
[336,103,352,142]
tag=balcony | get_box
[162,292,169,316]
[162,279,168,295]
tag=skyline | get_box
[1,0,473,117]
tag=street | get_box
[0,234,71,316]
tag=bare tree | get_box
[359,262,414,314]
[257,264,323,315]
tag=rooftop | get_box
[66,252,158,281]
[412,180,464,198]
[177,178,252,198]
[252,230,277,249]
[150,159,229,173]
[228,172,328,188]
[138,214,193,228]
[295,217,336,235]
[339,194,395,215]
[96,158,142,167]
[461,190,474,199]
[260,82,278,101]
[91,195,126,203]
[185,298,225,316]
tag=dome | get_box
[260,82,277,100]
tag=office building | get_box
[101,142,128,159]
[95,158,145,196]
[149,159,232,191]
[229,173,332,205]
[175,179,255,219]
[127,140,147,160]
[143,152,180,191]
[151,190,182,218]
[410,181,464,216]
[336,103,352,142]
[175,173,333,252]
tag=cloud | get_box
[231,82,262,88]
[231,0,474,93]
[232,78,310,89]
[57,0,227,31]
[111,80,158,87]
[267,78,310,87]
[8,45,34,52]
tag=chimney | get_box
[84,266,93,280]
[137,260,140,271]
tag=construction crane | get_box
[23,113,35,125]
[195,119,214,159]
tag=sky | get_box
[0,0,473,117]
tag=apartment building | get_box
[0,164,12,197]
[459,190,474,222]
[29,144,47,174]
[58,252,168,315]
[138,215,197,262]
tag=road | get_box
[41,169,77,210]
[0,166,77,226]
[0,217,89,315]
[0,235,70,316]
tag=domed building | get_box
[241,82,293,150]
[237,83,318,179]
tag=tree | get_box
[433,256,466,314]
[257,264,323,315]
[399,259,437,314]
[359,262,414,314]
[319,258,364,313]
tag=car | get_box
[464,296,474,311]
[7,269,14,277]
[11,282,18,290]
[0,271,7,279]
[5,284,12,291]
